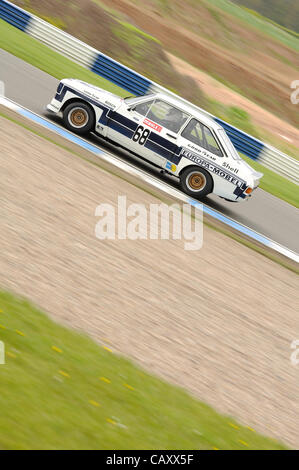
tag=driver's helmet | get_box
[166,108,182,122]
[135,102,150,115]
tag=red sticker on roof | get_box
[143,118,162,132]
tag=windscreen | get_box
[124,94,155,105]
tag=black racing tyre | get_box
[62,101,95,135]
[180,166,213,198]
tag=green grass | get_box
[91,0,125,20]
[115,20,161,44]
[0,291,287,450]
[201,0,299,51]
[241,154,299,208]
[236,5,299,39]
[208,99,261,139]
[0,19,128,97]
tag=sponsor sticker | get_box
[105,101,116,109]
[180,148,246,189]
[144,118,162,133]
[166,161,177,172]
[222,161,239,174]
[187,143,216,161]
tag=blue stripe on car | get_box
[108,111,138,131]
[108,119,135,138]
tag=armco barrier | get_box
[0,0,298,184]
[0,0,30,31]
[91,55,152,96]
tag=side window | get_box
[182,119,204,146]
[182,119,223,157]
[147,100,189,133]
[132,100,155,116]
[203,127,223,157]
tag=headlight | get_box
[56,82,64,94]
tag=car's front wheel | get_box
[180,166,213,198]
[63,101,95,135]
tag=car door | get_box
[105,98,146,148]
[106,97,189,168]
[179,118,224,161]
[131,99,190,167]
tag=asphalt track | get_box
[1,49,298,253]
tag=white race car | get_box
[47,79,263,201]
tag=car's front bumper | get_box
[46,103,60,114]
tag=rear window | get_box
[182,119,223,157]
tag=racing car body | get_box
[47,79,263,201]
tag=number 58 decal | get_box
[132,126,150,145]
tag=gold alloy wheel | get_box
[68,108,89,128]
[187,171,206,191]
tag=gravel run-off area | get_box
[0,116,298,447]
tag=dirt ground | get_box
[14,0,299,127]
[0,116,298,448]
[100,0,299,128]
[167,53,299,148]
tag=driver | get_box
[163,108,184,133]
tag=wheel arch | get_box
[179,164,214,192]
[61,98,96,123]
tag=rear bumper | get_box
[46,94,64,114]
[220,195,248,203]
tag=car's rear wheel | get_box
[63,102,95,135]
[180,166,213,198]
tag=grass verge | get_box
[0,19,128,97]
[203,0,298,51]
[0,291,287,449]
[241,154,299,208]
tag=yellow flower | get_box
[7,351,16,358]
[106,418,116,425]
[213,447,219,450]
[89,400,101,407]
[103,346,112,352]
[99,377,111,383]
[247,427,255,432]
[123,383,134,391]
[0,324,6,329]
[239,440,249,447]
[229,422,239,430]
[59,370,70,378]
[52,346,62,353]
[15,330,25,336]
